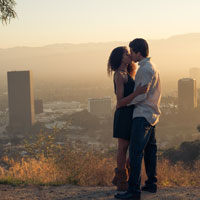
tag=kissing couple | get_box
[108,38,161,200]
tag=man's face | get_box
[130,49,138,62]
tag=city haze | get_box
[0,33,200,95]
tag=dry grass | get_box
[0,151,114,186]
[0,131,200,187]
[156,159,200,186]
[1,152,200,187]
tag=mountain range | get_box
[0,33,200,93]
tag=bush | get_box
[162,140,200,166]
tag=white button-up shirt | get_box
[129,57,161,126]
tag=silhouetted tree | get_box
[0,0,16,24]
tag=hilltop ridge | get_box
[0,185,199,200]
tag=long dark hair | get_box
[107,46,127,76]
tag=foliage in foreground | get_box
[0,131,200,187]
[0,0,17,24]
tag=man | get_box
[115,38,161,200]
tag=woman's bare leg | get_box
[117,138,130,170]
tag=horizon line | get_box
[1,32,200,50]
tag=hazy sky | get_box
[0,0,200,48]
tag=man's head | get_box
[129,38,149,62]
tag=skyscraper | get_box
[7,71,35,131]
[178,78,197,111]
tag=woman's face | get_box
[130,49,139,62]
[121,50,131,65]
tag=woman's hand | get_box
[134,83,150,95]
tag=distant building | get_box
[189,67,200,87]
[88,97,111,117]
[7,71,35,131]
[34,99,43,114]
[178,78,197,111]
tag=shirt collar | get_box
[138,57,151,66]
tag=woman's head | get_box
[107,46,131,76]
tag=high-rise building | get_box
[7,71,35,131]
[34,99,43,114]
[88,97,111,117]
[178,78,197,111]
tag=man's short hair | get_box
[129,38,149,57]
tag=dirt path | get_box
[0,185,200,200]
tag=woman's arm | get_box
[114,72,149,109]
[116,83,149,108]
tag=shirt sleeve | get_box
[129,67,154,105]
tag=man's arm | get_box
[129,68,154,105]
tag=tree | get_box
[0,0,17,24]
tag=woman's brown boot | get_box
[116,169,128,191]
[112,168,119,186]
[112,168,128,191]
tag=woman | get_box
[107,46,148,191]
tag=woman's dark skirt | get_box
[113,105,135,140]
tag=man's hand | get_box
[116,83,150,109]
[134,83,150,96]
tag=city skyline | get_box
[0,0,200,48]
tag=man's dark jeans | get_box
[128,117,157,194]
